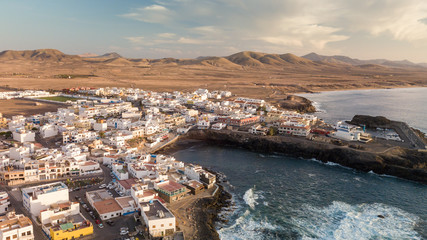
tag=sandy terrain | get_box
[0,99,66,118]
[0,49,426,104]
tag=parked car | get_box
[120,230,129,236]
[98,223,104,229]
[99,184,106,189]
[106,220,115,226]
[95,220,101,224]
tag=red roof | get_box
[118,178,138,190]
[158,181,186,193]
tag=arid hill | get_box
[0,49,80,62]
[302,52,425,68]
[0,48,426,104]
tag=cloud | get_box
[120,4,171,23]
[158,33,176,38]
[125,36,145,44]
[120,0,427,58]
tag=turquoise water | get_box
[173,145,427,240]
[298,87,427,133]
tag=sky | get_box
[1,0,427,62]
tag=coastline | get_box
[158,141,232,240]
[157,127,427,239]
[176,130,427,184]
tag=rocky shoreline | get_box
[191,184,232,240]
[158,127,427,239]
[182,129,427,184]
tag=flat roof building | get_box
[22,182,69,216]
[140,199,175,238]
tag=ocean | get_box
[173,145,427,240]
[298,87,427,133]
[172,87,427,239]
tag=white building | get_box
[40,124,58,138]
[93,121,107,131]
[12,130,35,143]
[0,192,10,215]
[22,182,69,216]
[211,123,226,130]
[140,200,176,238]
[184,164,203,181]
[112,163,129,180]
[0,212,34,240]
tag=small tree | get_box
[99,131,105,138]
[268,127,277,136]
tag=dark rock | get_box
[279,95,316,113]
[349,115,391,128]
[183,129,427,184]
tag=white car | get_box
[120,230,129,236]
[99,184,106,189]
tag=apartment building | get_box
[140,200,176,238]
[0,212,34,240]
[22,182,69,216]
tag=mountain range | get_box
[0,49,425,69]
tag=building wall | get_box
[50,224,93,240]
[22,187,69,216]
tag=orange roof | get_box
[93,199,122,214]
[158,181,186,193]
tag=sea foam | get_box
[243,187,258,209]
[294,201,421,240]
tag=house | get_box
[93,199,123,220]
[154,180,188,203]
[22,182,69,216]
[249,124,269,135]
[117,178,138,196]
[86,189,123,220]
[197,119,210,129]
[139,200,176,238]
[217,115,260,126]
[115,196,137,216]
[0,212,34,240]
[131,184,157,204]
[184,180,205,195]
[211,123,226,130]
[112,163,129,180]
[40,202,93,240]
[40,124,58,138]
[278,122,310,137]
[93,120,107,131]
[79,161,101,175]
[12,129,35,143]
[331,121,363,141]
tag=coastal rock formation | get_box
[349,115,391,128]
[279,95,316,113]
[184,130,427,184]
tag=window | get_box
[27,231,31,235]
[152,225,156,228]
[169,223,172,226]
[6,237,10,240]
[161,224,164,227]
[13,235,17,239]
[22,232,26,236]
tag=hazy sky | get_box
[2,0,427,62]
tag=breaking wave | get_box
[218,210,281,240]
[293,201,421,240]
[243,187,259,209]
